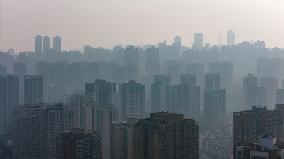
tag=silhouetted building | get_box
[125,46,139,81]
[0,75,19,132]
[233,105,284,147]
[93,106,112,159]
[85,79,116,108]
[133,112,199,159]
[166,84,200,120]
[205,73,221,92]
[119,81,145,120]
[56,129,101,159]
[180,74,196,86]
[260,77,278,109]
[24,75,43,104]
[111,121,127,159]
[208,62,233,89]
[12,104,73,159]
[12,104,45,159]
[145,47,160,76]
[173,36,182,49]
[45,104,73,159]
[0,64,7,75]
[234,135,284,159]
[43,36,51,53]
[151,75,171,113]
[192,33,203,50]
[53,36,62,53]
[13,62,26,75]
[204,89,226,126]
[35,35,43,53]
[276,89,284,104]
[227,30,236,46]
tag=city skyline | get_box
[1,0,284,51]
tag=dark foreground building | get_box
[132,112,199,159]
[56,129,101,159]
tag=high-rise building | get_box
[35,35,43,53]
[233,105,284,147]
[13,62,26,75]
[204,89,226,126]
[111,121,128,159]
[43,36,51,53]
[227,30,236,46]
[243,73,261,109]
[85,79,117,120]
[133,112,199,159]
[192,33,203,50]
[205,73,221,92]
[12,104,46,159]
[173,36,182,49]
[145,47,160,76]
[151,75,171,113]
[93,106,112,159]
[276,89,284,104]
[247,87,267,108]
[56,129,102,159]
[85,79,116,107]
[260,77,278,109]
[125,46,139,81]
[46,104,73,159]
[53,36,62,53]
[234,135,284,159]
[0,75,19,132]
[208,62,234,89]
[0,64,7,75]
[165,60,181,84]
[119,80,145,120]
[24,75,43,104]
[180,74,196,86]
[166,84,200,120]
[186,63,205,90]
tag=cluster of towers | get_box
[35,35,62,53]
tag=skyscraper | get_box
[227,30,236,46]
[111,121,128,159]
[133,112,199,159]
[166,84,200,120]
[192,33,203,50]
[93,106,112,159]
[233,105,284,147]
[85,79,116,108]
[151,75,171,113]
[35,35,43,53]
[12,104,46,159]
[145,47,160,76]
[43,36,51,53]
[208,62,234,89]
[119,80,145,120]
[204,89,226,126]
[205,73,221,92]
[260,77,278,109]
[46,104,73,159]
[173,36,182,49]
[13,62,26,75]
[56,129,102,159]
[24,75,43,104]
[243,73,260,109]
[180,74,196,86]
[125,46,139,81]
[0,75,19,132]
[53,36,62,53]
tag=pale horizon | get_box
[1,0,284,52]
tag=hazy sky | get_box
[1,0,284,52]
